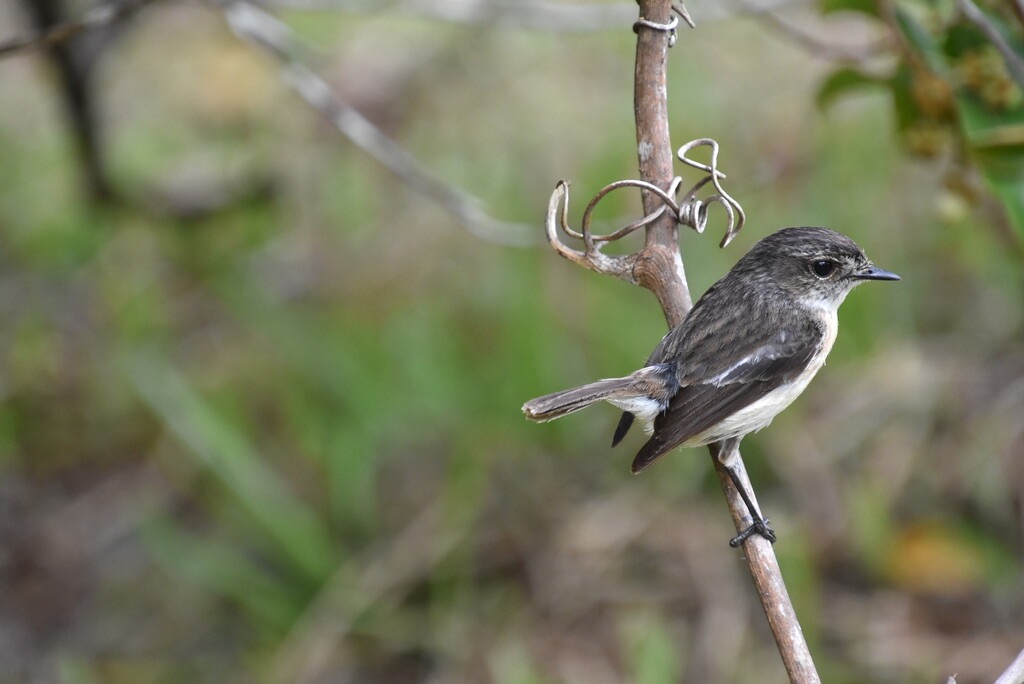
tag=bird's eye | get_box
[810,260,836,278]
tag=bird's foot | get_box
[729,518,776,547]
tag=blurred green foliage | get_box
[819,0,1024,239]
[0,2,1022,684]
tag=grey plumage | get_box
[523,227,900,476]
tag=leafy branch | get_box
[818,0,1024,247]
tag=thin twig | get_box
[216,0,537,245]
[994,647,1024,684]
[0,0,158,57]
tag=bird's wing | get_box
[630,322,822,473]
[613,287,779,447]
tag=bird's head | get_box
[739,227,900,310]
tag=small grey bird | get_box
[522,227,900,545]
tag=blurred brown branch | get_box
[0,0,157,57]
[215,0,538,246]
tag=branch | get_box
[708,442,820,681]
[215,0,538,246]
[0,0,157,58]
[634,4,819,678]
[630,1,692,325]
[633,5,819,679]
[542,1,821,680]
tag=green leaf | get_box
[943,22,990,58]
[951,86,1024,239]
[817,67,888,111]
[973,145,1024,239]
[955,92,1024,145]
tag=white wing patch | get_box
[704,350,772,386]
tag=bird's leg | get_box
[724,466,777,546]
[714,439,777,547]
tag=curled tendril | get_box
[631,3,696,49]
[675,138,746,246]
[543,138,746,283]
[550,137,745,252]
[633,14,680,47]
[544,181,636,283]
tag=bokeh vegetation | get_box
[0,1,1021,683]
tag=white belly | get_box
[683,372,817,446]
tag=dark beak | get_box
[852,265,901,281]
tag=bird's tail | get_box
[522,365,675,423]
[522,377,636,422]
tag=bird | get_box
[522,227,900,545]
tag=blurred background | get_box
[0,0,1022,682]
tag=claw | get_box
[729,518,776,547]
